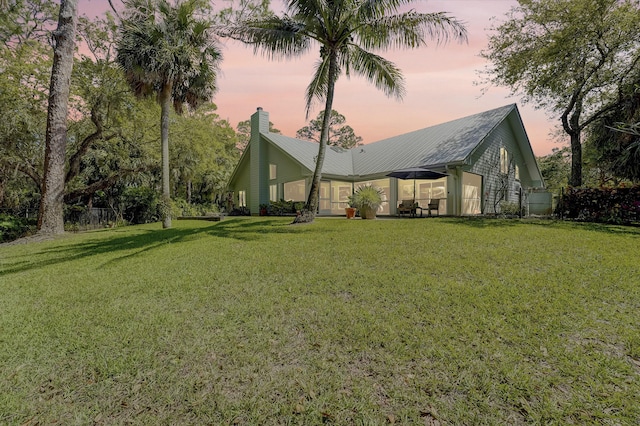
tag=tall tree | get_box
[233,0,466,223]
[481,0,640,187]
[37,0,78,234]
[0,37,50,208]
[586,72,640,183]
[296,109,362,149]
[116,0,221,228]
[236,119,280,151]
[537,147,571,193]
[171,103,240,204]
[0,0,58,46]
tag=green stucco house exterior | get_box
[227,104,548,216]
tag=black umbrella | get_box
[386,167,448,180]
[386,167,448,200]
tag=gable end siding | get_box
[266,142,312,200]
[467,120,529,213]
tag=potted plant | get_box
[349,184,385,219]
[345,199,357,219]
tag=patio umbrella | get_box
[386,167,448,200]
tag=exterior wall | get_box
[231,108,312,212]
[467,119,532,214]
[266,143,311,202]
[233,156,251,207]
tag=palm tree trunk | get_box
[160,83,172,229]
[294,52,338,224]
[37,0,78,235]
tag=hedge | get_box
[558,186,640,224]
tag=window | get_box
[330,180,353,214]
[462,172,482,215]
[269,164,277,180]
[515,164,520,181]
[500,147,509,174]
[238,190,246,207]
[284,180,306,201]
[269,184,278,202]
[398,177,447,213]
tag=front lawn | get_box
[1,218,638,424]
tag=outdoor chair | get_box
[398,199,422,217]
[427,199,440,216]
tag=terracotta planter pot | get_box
[345,207,357,219]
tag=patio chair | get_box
[398,199,422,217]
[427,199,440,216]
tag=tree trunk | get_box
[187,180,192,204]
[293,51,338,224]
[0,172,6,207]
[160,83,172,229]
[37,0,78,235]
[569,130,582,187]
[562,99,583,188]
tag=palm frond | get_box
[116,0,221,113]
[357,11,468,51]
[342,44,405,100]
[304,55,332,117]
[229,15,311,60]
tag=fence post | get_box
[518,187,523,218]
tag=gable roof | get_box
[263,133,353,176]
[352,104,516,175]
[261,104,529,178]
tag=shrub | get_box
[268,200,305,215]
[499,201,523,216]
[0,214,36,243]
[559,186,640,224]
[174,198,221,216]
[120,187,160,224]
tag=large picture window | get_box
[284,179,306,201]
[331,180,353,214]
[398,177,447,214]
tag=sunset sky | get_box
[81,0,564,156]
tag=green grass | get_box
[1,217,639,425]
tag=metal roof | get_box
[262,104,518,177]
[264,133,355,176]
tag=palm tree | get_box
[233,0,467,223]
[116,0,221,228]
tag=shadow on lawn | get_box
[442,216,640,236]
[0,218,318,277]
[440,217,523,228]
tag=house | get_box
[226,104,549,216]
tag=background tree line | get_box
[0,0,242,236]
